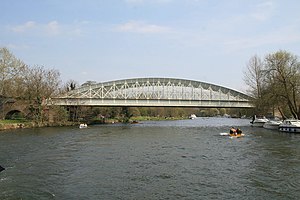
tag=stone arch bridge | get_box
[46,78,254,108]
[0,98,30,120]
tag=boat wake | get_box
[219,132,230,136]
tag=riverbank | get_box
[0,120,77,131]
[0,116,188,131]
[131,116,186,121]
[96,116,187,124]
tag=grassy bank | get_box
[0,119,33,130]
[0,116,187,131]
[0,119,77,131]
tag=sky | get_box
[1,0,300,92]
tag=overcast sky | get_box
[1,0,300,92]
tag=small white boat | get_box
[250,116,269,127]
[279,119,300,133]
[79,123,88,128]
[263,120,282,130]
[189,114,197,119]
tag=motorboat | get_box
[279,119,300,133]
[79,123,88,128]
[263,120,282,130]
[250,115,269,127]
[189,114,197,119]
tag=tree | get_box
[23,66,61,122]
[244,55,269,115]
[264,50,300,119]
[49,106,69,124]
[62,79,78,93]
[120,107,133,123]
[0,47,27,98]
[245,50,300,119]
[23,65,61,101]
[243,55,264,99]
[129,107,141,117]
[219,108,227,116]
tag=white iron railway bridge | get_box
[46,78,254,108]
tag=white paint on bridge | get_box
[47,78,253,108]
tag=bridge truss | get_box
[47,78,253,108]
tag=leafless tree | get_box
[23,65,61,102]
[243,55,264,98]
[0,47,28,98]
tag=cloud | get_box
[10,20,60,35]
[115,21,170,34]
[9,20,84,37]
[45,21,60,35]
[11,21,36,33]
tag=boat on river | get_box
[219,132,245,138]
[229,133,245,138]
[263,120,282,130]
[279,119,300,133]
[189,114,197,119]
[79,123,88,128]
[250,115,269,127]
[220,127,245,138]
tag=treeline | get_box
[72,106,251,123]
[0,47,64,123]
[0,48,61,100]
[244,50,300,119]
[0,47,253,124]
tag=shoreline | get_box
[0,116,188,131]
[0,121,78,131]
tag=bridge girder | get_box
[47,78,254,108]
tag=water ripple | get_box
[1,119,300,199]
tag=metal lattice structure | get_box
[47,78,253,108]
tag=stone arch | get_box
[5,110,25,120]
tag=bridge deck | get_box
[48,98,253,108]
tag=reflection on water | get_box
[1,118,300,199]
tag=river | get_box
[1,117,300,200]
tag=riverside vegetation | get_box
[1,47,300,130]
[244,50,300,119]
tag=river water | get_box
[1,117,300,200]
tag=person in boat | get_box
[230,127,237,135]
[251,115,256,124]
[236,128,242,135]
